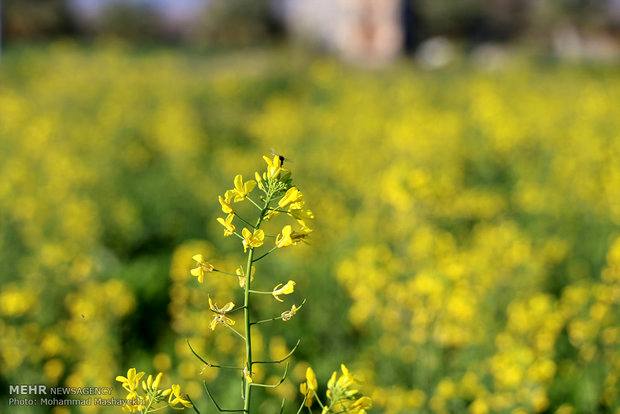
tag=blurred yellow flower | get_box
[351,396,373,412]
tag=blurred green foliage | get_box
[0,44,619,413]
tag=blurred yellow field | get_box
[1,44,619,413]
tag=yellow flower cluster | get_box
[182,155,314,412]
[215,156,313,251]
[299,365,372,414]
[249,60,620,413]
[115,368,191,413]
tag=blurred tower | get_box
[284,0,402,65]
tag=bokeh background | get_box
[1,1,620,413]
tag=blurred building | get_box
[283,0,402,64]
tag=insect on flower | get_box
[270,148,293,166]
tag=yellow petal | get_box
[255,229,265,242]
[306,367,317,391]
[221,302,235,312]
[244,180,256,193]
[234,174,243,192]
[153,373,163,390]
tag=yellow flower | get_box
[263,154,282,179]
[281,303,302,321]
[288,208,314,232]
[141,372,164,392]
[276,225,293,248]
[306,367,318,391]
[278,187,302,208]
[299,382,314,408]
[122,401,146,413]
[218,194,233,214]
[276,225,310,248]
[326,371,337,400]
[116,368,144,399]
[216,213,236,237]
[242,228,265,252]
[299,367,317,408]
[208,297,235,330]
[255,172,265,190]
[336,364,356,392]
[190,254,214,283]
[236,265,255,288]
[351,396,373,412]
[272,280,296,302]
[326,364,359,401]
[167,384,192,408]
[231,174,256,201]
[152,373,163,390]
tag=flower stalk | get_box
[116,154,370,413]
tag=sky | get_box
[69,0,209,22]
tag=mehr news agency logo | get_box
[7,384,129,407]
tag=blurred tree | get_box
[93,2,164,42]
[411,0,531,42]
[190,0,284,48]
[405,0,619,46]
[3,0,77,40]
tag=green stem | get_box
[142,397,153,414]
[250,315,282,325]
[251,246,278,263]
[245,196,263,210]
[234,213,256,229]
[243,247,255,413]
[248,289,272,295]
[295,395,308,414]
[243,195,271,413]
[225,324,247,341]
